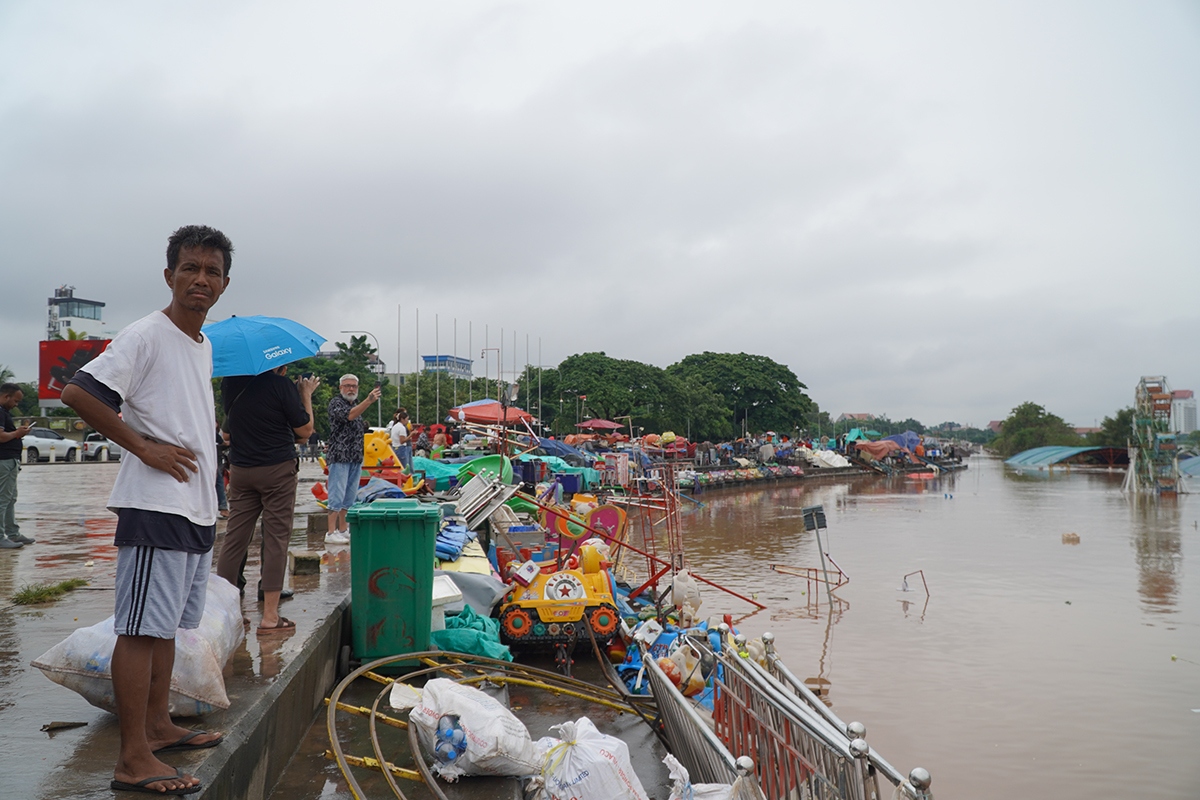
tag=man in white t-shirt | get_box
[62,225,233,796]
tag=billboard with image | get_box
[38,339,111,403]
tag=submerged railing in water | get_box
[641,631,933,800]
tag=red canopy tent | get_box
[575,418,623,430]
[448,400,534,425]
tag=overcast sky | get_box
[2,1,1197,428]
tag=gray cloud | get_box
[2,1,1198,428]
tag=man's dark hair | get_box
[166,225,234,275]
[0,382,22,396]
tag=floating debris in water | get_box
[1062,533,1081,545]
[41,721,87,733]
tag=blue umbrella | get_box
[202,315,326,377]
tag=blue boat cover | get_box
[884,430,921,452]
[536,437,595,466]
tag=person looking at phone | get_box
[62,224,233,796]
[324,374,380,544]
[0,383,35,549]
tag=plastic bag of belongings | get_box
[663,754,767,800]
[31,574,244,716]
[534,716,649,800]
[408,678,546,781]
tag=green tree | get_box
[0,364,14,383]
[667,352,812,435]
[661,373,733,441]
[556,352,675,433]
[66,328,88,340]
[991,402,1082,456]
[1088,407,1134,448]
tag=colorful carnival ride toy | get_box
[497,544,621,673]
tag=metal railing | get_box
[641,633,933,800]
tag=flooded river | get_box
[676,457,1200,799]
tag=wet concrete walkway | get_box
[0,461,350,799]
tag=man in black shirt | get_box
[0,383,35,548]
[216,366,318,633]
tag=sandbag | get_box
[409,678,544,781]
[537,716,649,800]
[30,574,244,717]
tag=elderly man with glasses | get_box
[323,374,380,544]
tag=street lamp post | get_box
[341,329,383,428]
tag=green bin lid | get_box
[347,498,441,520]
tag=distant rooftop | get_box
[1172,390,1194,399]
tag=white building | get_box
[47,286,105,339]
[1171,390,1196,434]
[421,355,473,380]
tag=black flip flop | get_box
[256,616,296,635]
[111,768,201,795]
[152,730,223,754]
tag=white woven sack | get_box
[409,678,544,781]
[538,716,649,800]
[30,574,244,716]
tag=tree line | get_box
[253,344,816,442]
[987,401,1165,457]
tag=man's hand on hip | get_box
[139,440,199,482]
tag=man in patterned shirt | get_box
[324,374,380,544]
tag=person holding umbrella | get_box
[215,364,318,633]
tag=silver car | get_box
[81,432,122,461]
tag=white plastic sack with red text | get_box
[537,716,649,800]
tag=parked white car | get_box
[22,428,80,462]
[81,432,122,461]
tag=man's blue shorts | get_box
[326,461,360,511]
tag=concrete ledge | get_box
[197,595,349,800]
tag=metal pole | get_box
[396,305,401,393]
[435,313,440,423]
[468,321,473,403]
[453,318,458,408]
[415,309,420,425]
[538,337,542,427]
[815,525,835,608]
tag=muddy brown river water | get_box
[675,457,1200,799]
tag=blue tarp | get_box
[884,430,921,452]
[535,437,595,466]
[1180,455,1200,477]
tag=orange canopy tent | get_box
[447,400,534,425]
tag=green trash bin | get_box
[347,498,441,669]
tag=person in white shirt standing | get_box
[389,407,412,471]
[62,225,233,796]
